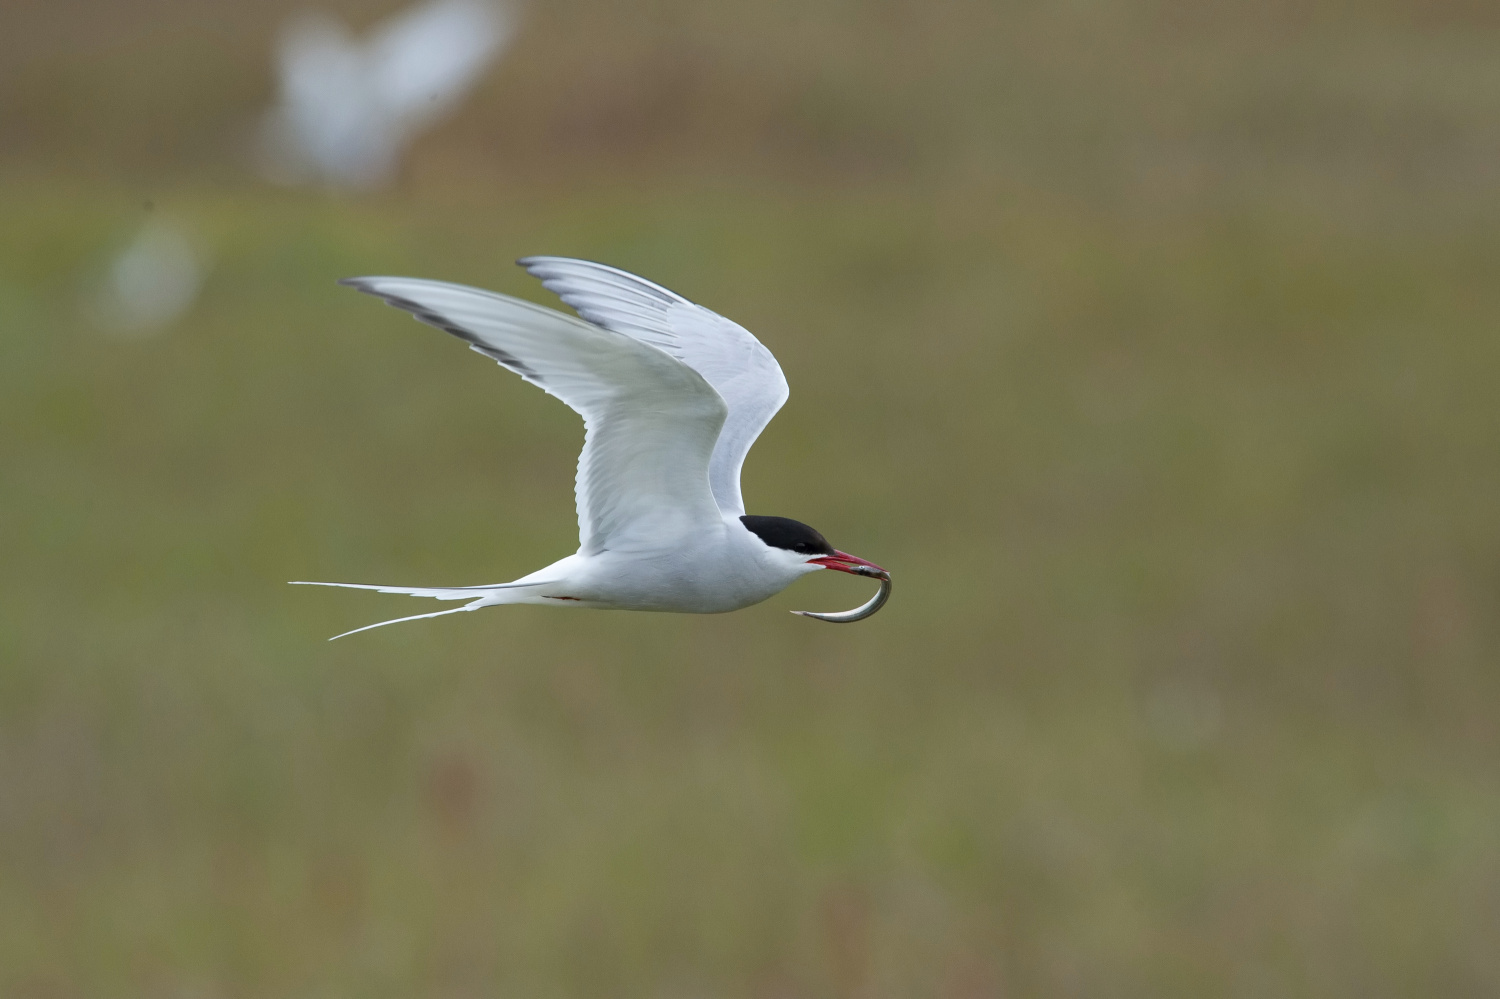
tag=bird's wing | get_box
[276,11,361,108]
[342,276,728,555]
[266,11,384,186]
[518,257,789,517]
[366,0,513,126]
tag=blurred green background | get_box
[4,0,1500,995]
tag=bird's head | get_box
[739,515,888,580]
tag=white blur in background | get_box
[258,0,516,191]
[89,218,208,338]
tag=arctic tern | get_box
[293,257,889,639]
[259,0,513,190]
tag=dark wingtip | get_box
[338,277,371,291]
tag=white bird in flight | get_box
[294,257,890,639]
[259,0,514,190]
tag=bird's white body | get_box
[449,523,816,613]
[295,257,884,639]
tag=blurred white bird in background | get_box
[258,0,515,190]
[89,217,207,337]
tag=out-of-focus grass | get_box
[4,0,1500,995]
[4,173,1497,997]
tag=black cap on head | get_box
[740,515,835,556]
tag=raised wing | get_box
[342,276,728,555]
[275,12,362,118]
[264,12,376,186]
[518,257,789,517]
[368,0,513,126]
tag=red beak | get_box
[809,550,889,580]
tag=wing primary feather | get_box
[518,256,679,304]
[341,277,544,381]
[467,342,541,378]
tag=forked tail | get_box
[289,578,557,641]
